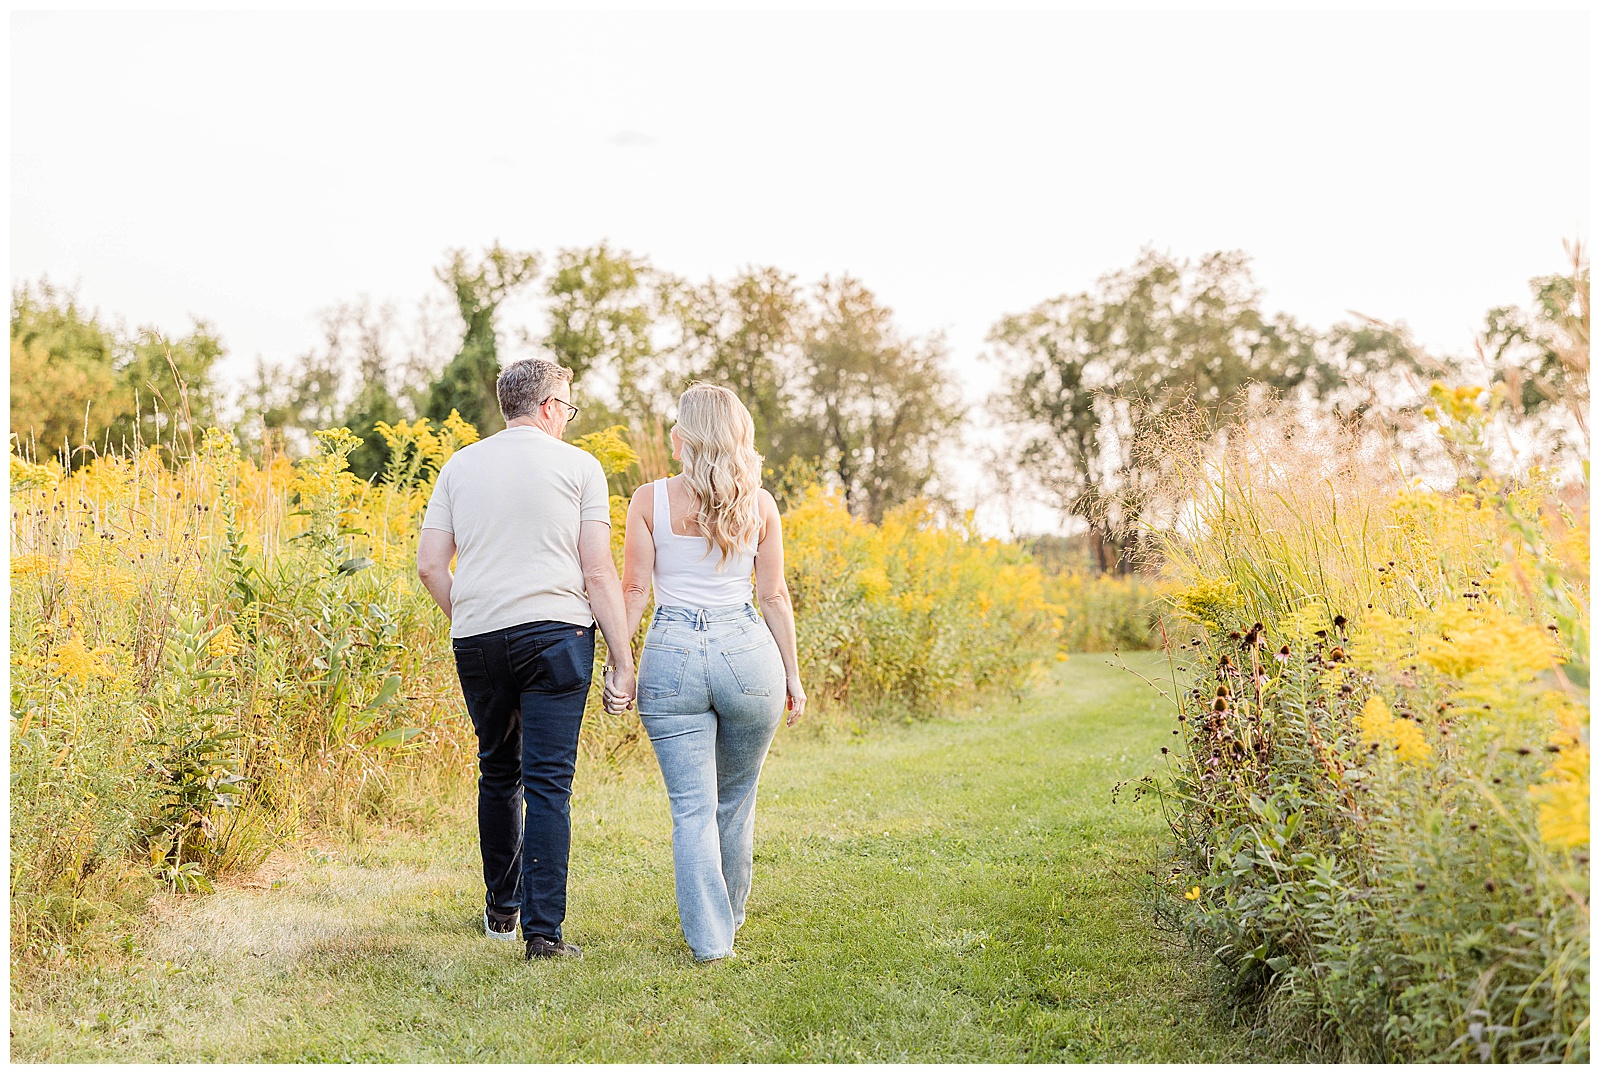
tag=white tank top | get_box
[651,478,756,609]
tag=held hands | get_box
[603,663,636,716]
[785,676,807,727]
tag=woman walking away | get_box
[608,383,807,963]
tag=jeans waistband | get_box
[652,603,758,631]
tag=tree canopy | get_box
[425,243,542,436]
[989,250,1332,571]
[10,281,223,464]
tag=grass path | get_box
[13,654,1289,1062]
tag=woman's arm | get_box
[621,483,656,643]
[753,489,806,724]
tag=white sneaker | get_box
[485,909,519,942]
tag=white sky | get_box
[10,9,1591,535]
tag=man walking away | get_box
[416,358,636,960]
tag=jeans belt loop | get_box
[694,608,708,631]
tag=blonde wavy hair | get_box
[674,383,765,566]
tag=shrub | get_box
[1046,570,1170,652]
[782,488,1062,713]
[9,420,477,960]
[1139,395,1589,1061]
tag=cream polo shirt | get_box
[420,425,611,638]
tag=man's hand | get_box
[602,663,636,715]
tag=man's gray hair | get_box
[497,358,574,421]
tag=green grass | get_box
[11,654,1291,1062]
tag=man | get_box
[417,358,636,961]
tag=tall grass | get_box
[1137,392,1590,1061]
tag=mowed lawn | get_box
[12,653,1289,1063]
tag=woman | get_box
[605,383,806,963]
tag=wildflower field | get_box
[10,370,1586,1065]
[1141,387,1590,1061]
[8,416,1067,964]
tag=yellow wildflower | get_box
[65,558,140,601]
[1425,381,1489,423]
[440,409,480,452]
[1418,601,1558,681]
[1175,576,1243,630]
[11,554,53,580]
[1359,695,1432,765]
[51,636,117,685]
[10,452,59,491]
[854,567,891,602]
[1528,696,1590,849]
[1529,776,1589,850]
[1279,601,1331,644]
[208,623,242,659]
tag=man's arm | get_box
[417,528,457,621]
[578,519,636,699]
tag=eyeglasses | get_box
[543,396,579,422]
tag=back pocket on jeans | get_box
[722,636,777,696]
[639,644,689,700]
[536,633,594,694]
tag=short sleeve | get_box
[579,454,611,525]
[420,463,454,533]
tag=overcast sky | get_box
[10,9,1590,533]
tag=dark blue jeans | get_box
[452,619,594,941]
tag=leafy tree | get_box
[988,249,1327,572]
[341,382,404,481]
[662,266,809,465]
[543,243,660,422]
[112,325,225,453]
[10,281,223,464]
[1481,248,1590,459]
[10,282,121,459]
[800,277,962,522]
[426,243,542,435]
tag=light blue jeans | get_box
[637,603,786,961]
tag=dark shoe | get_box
[484,907,519,942]
[525,935,582,960]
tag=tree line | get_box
[11,242,1586,564]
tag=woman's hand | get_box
[785,677,807,726]
[602,664,635,715]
